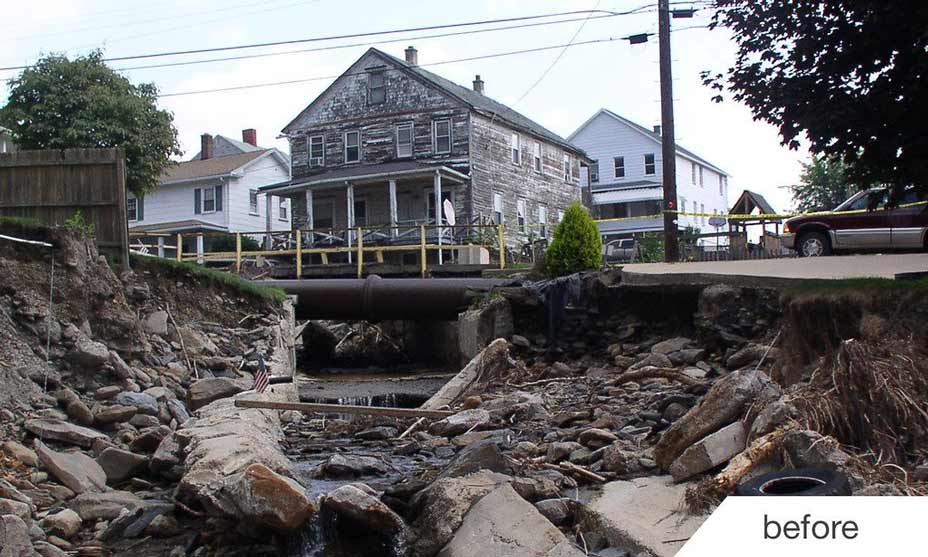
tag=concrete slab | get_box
[621,253,928,288]
[584,476,705,557]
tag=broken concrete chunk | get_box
[669,421,747,482]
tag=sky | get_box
[0,0,809,212]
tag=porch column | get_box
[434,171,442,265]
[157,237,165,258]
[346,182,355,264]
[305,189,314,245]
[389,179,398,238]
[264,193,273,249]
[196,234,204,265]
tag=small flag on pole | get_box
[252,354,269,394]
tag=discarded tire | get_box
[736,468,851,496]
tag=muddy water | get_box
[298,367,452,406]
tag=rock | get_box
[0,515,33,557]
[142,311,169,336]
[727,343,780,369]
[662,402,689,422]
[144,514,181,538]
[176,326,218,356]
[535,498,574,526]
[165,399,190,424]
[513,441,539,458]
[24,418,107,448]
[114,392,159,415]
[578,428,618,449]
[629,353,673,371]
[748,399,795,441]
[669,422,747,482]
[355,426,398,441]
[221,463,314,531]
[439,440,510,479]
[410,470,512,557]
[96,447,149,483]
[149,434,183,475]
[33,541,68,557]
[68,490,143,521]
[108,351,134,380]
[2,441,38,467]
[429,409,491,437]
[682,367,707,380]
[94,386,121,400]
[462,396,482,410]
[450,428,513,448]
[613,355,636,369]
[63,399,94,427]
[653,368,778,470]
[651,337,693,355]
[130,426,171,454]
[437,484,583,557]
[0,498,31,520]
[322,485,406,535]
[186,378,244,411]
[129,414,161,429]
[67,337,109,368]
[783,430,852,470]
[121,503,174,538]
[601,445,639,475]
[314,454,391,479]
[93,404,137,425]
[510,335,531,349]
[548,362,574,378]
[35,440,106,494]
[669,348,707,366]
[0,479,33,509]
[40,509,81,539]
[547,442,584,463]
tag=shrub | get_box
[209,234,261,253]
[545,202,602,276]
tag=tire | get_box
[797,231,832,257]
[736,468,851,496]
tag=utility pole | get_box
[658,0,679,262]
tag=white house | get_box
[569,109,730,242]
[128,129,291,253]
[0,127,15,154]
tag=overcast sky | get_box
[1,0,809,211]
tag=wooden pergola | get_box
[728,190,783,254]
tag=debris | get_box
[669,421,747,482]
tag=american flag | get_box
[252,354,269,394]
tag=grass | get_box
[0,216,48,232]
[785,276,928,294]
[130,254,287,303]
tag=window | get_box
[679,196,686,214]
[644,153,656,175]
[433,119,451,154]
[309,135,324,167]
[493,193,503,224]
[127,197,138,221]
[691,163,697,184]
[614,156,625,178]
[194,185,223,214]
[279,198,288,221]
[700,203,705,224]
[510,133,521,164]
[538,205,548,239]
[590,160,599,183]
[396,123,413,158]
[344,131,360,163]
[516,198,526,232]
[719,174,724,194]
[563,153,571,182]
[249,189,259,215]
[354,199,367,226]
[533,143,542,173]
[692,201,697,216]
[426,189,453,223]
[699,166,704,187]
[368,70,385,104]
[314,199,335,229]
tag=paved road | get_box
[621,253,928,287]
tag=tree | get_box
[545,202,602,276]
[705,1,928,202]
[0,51,181,197]
[788,156,859,212]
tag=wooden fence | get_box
[0,148,129,266]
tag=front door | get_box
[890,190,928,248]
[832,190,892,249]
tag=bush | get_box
[209,234,261,253]
[545,202,602,276]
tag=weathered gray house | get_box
[261,46,589,257]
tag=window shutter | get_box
[194,189,201,214]
[215,185,223,212]
[137,196,144,221]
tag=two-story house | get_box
[569,109,730,243]
[260,46,590,263]
[129,129,291,253]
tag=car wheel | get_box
[736,468,851,496]
[797,231,831,257]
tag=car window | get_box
[621,239,634,248]
[844,190,887,211]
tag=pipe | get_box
[258,275,512,320]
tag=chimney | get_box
[473,74,485,95]
[653,124,662,135]
[200,133,213,160]
[404,46,418,66]
[242,128,257,147]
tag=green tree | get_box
[545,202,602,276]
[705,1,928,202]
[788,156,859,213]
[0,51,181,197]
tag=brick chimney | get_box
[404,46,418,66]
[653,125,662,135]
[200,134,213,160]
[473,75,485,95]
[242,128,257,147]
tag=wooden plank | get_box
[233,399,454,419]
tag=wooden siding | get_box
[0,148,128,264]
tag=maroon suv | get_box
[781,188,928,256]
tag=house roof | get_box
[261,160,469,194]
[160,150,269,184]
[284,48,589,159]
[591,179,661,192]
[129,219,228,233]
[730,189,778,216]
[569,108,729,176]
[188,134,262,161]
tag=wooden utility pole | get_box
[658,0,679,262]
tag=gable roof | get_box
[188,134,262,161]
[730,189,778,216]
[283,48,588,158]
[160,150,270,184]
[569,108,728,176]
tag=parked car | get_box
[604,238,636,263]
[781,188,928,256]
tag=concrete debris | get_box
[669,421,747,482]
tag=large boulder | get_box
[437,484,583,557]
[322,485,405,536]
[186,378,245,411]
[24,418,107,448]
[219,463,314,532]
[68,490,144,521]
[0,515,33,557]
[35,440,107,494]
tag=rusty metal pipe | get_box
[257,275,511,320]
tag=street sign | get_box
[443,199,456,226]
